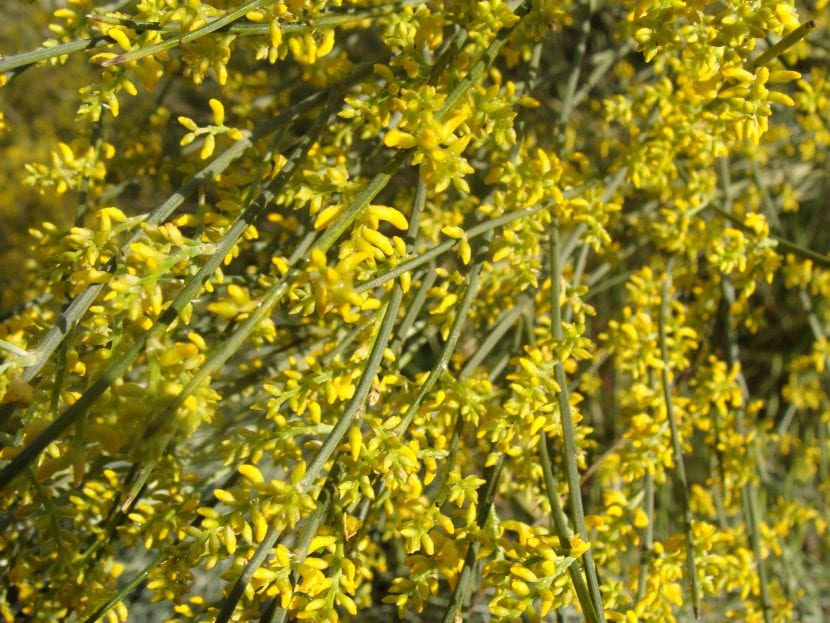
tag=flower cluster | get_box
[1,0,829,622]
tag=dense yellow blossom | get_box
[1,0,829,622]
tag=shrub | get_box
[1,1,829,621]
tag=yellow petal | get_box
[349,425,362,462]
[200,133,215,159]
[721,66,754,82]
[317,29,335,57]
[367,205,409,230]
[108,28,132,52]
[269,20,283,48]
[441,225,465,239]
[768,91,795,106]
[458,239,471,265]
[209,98,225,125]
[238,464,264,485]
[383,128,417,149]
[290,461,306,484]
[213,489,236,504]
[362,227,394,255]
[768,69,801,83]
[314,205,343,230]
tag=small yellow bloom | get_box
[384,128,417,149]
[441,225,465,239]
[721,66,755,82]
[239,464,265,485]
[209,98,225,126]
[336,593,357,615]
[362,227,395,255]
[768,69,801,83]
[269,20,283,48]
[252,508,268,541]
[108,28,132,52]
[308,535,338,553]
[290,460,306,484]
[213,489,236,504]
[349,425,362,461]
[458,238,472,265]
[768,91,795,106]
[510,566,539,583]
[200,134,215,159]
[310,247,327,268]
[314,205,343,230]
[367,205,409,230]
[317,29,335,57]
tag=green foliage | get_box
[1,0,829,621]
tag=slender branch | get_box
[101,0,268,66]
[0,89,339,492]
[16,69,365,388]
[0,36,110,74]
[259,176,430,623]
[549,220,606,622]
[356,205,546,293]
[750,20,816,70]
[557,0,596,138]
[213,272,403,623]
[539,437,602,623]
[722,279,773,623]
[707,204,830,270]
[658,258,701,619]
[635,472,655,603]
[439,457,504,623]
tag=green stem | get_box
[800,290,830,485]
[83,467,244,621]
[722,279,773,623]
[215,173,430,623]
[751,160,781,230]
[707,204,830,270]
[18,71,359,387]
[213,271,403,623]
[314,10,519,254]
[659,259,701,619]
[355,229,496,523]
[431,415,464,508]
[395,230,492,436]
[635,471,655,603]
[356,205,545,293]
[103,3,411,66]
[314,151,410,253]
[357,166,629,296]
[459,300,528,377]
[0,87,337,492]
[102,0,269,66]
[25,469,68,565]
[750,20,816,70]
[570,40,637,111]
[558,0,595,137]
[89,5,408,33]
[549,220,606,622]
[120,232,316,511]
[539,437,602,623]
[389,269,437,358]
[82,552,165,623]
[0,36,110,74]
[263,178,432,621]
[437,3,525,118]
[439,457,504,623]
[264,470,339,623]
[0,4,409,74]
